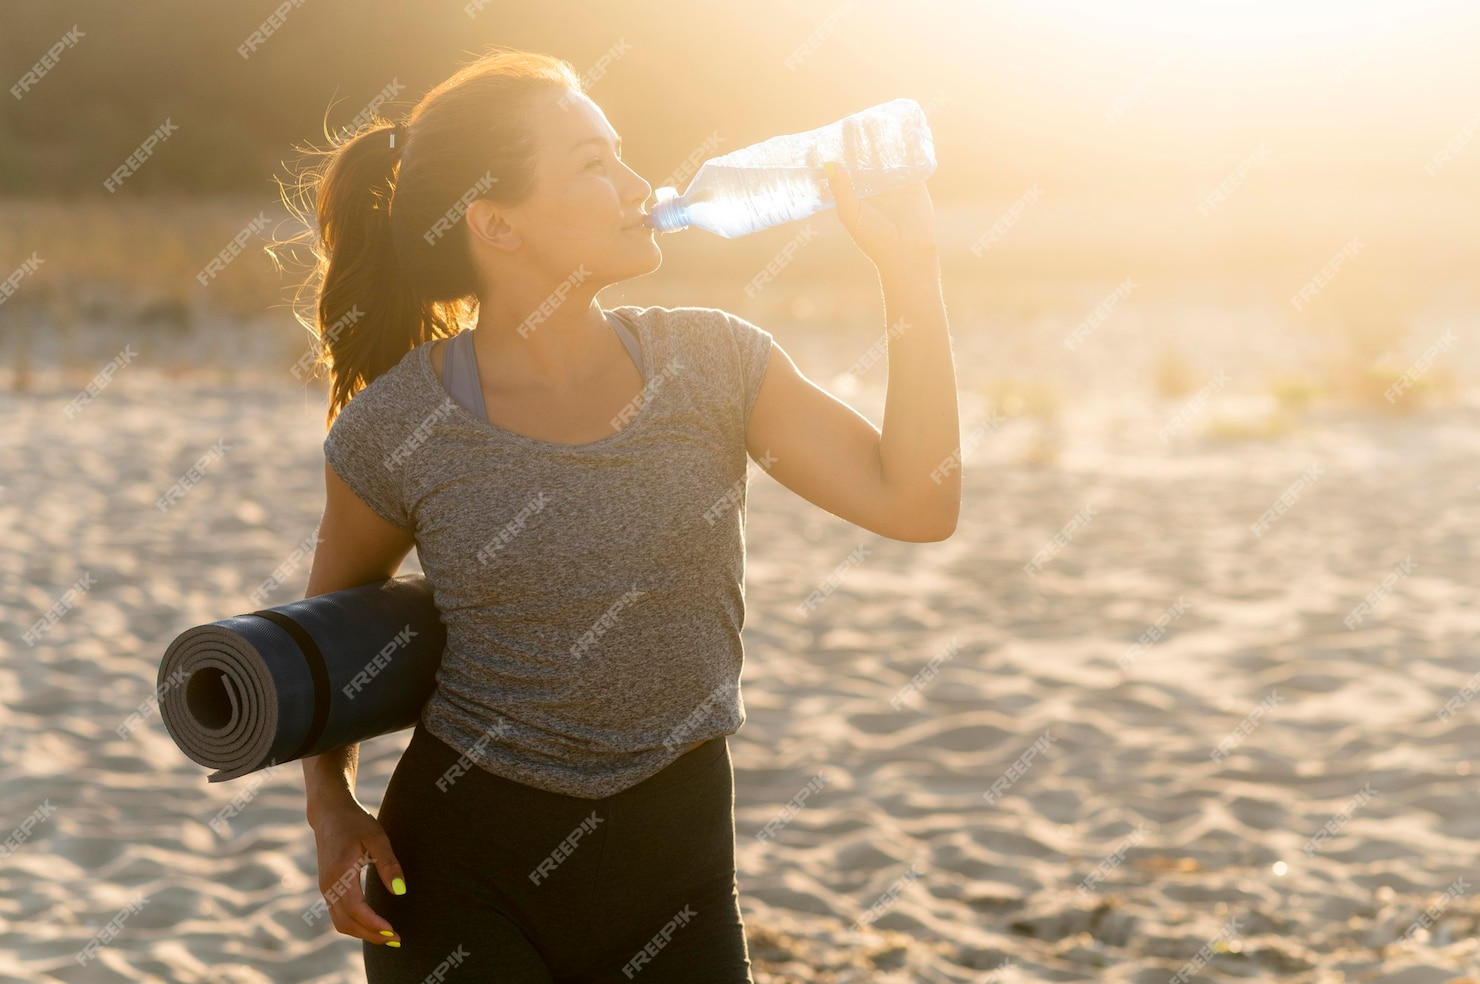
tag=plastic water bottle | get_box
[645,97,936,238]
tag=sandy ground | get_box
[2,352,1480,983]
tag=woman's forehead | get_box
[538,91,618,151]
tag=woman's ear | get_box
[465,198,522,253]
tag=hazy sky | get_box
[6,0,1480,201]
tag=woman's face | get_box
[486,89,661,288]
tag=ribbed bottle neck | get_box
[649,194,689,233]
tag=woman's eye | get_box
[588,156,606,170]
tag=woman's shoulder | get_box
[328,342,444,436]
[611,302,728,327]
[609,303,765,354]
[611,305,773,427]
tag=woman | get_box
[291,44,958,983]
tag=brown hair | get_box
[277,46,583,427]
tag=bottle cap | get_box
[648,187,688,233]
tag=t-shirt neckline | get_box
[416,307,652,452]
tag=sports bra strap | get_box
[608,311,644,381]
[441,328,486,420]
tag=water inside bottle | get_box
[647,100,936,237]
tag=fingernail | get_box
[380,930,395,937]
[392,877,406,896]
[386,940,401,948]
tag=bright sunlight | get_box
[1030,0,1435,38]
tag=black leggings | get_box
[362,723,754,983]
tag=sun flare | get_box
[1028,0,1432,38]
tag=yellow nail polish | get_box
[392,877,406,895]
[386,940,401,948]
[380,930,395,937]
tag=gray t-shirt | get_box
[322,304,773,798]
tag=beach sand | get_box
[2,351,1479,983]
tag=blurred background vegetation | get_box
[1,0,1477,439]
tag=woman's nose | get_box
[620,161,652,201]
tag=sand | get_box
[2,342,1479,983]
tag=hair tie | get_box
[389,121,408,152]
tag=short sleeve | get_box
[718,309,774,432]
[323,387,414,532]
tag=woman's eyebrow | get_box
[570,134,622,153]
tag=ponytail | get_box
[276,45,584,428]
[312,121,442,424]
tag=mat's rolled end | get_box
[157,575,446,782]
[159,620,285,781]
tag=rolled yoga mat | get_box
[158,574,446,782]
